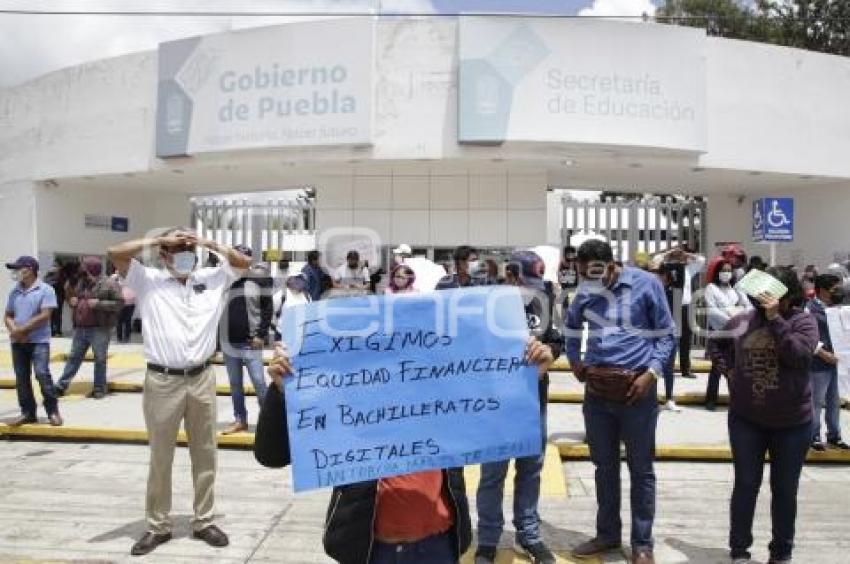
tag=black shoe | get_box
[519,541,556,564]
[192,524,229,547]
[130,532,172,556]
[811,440,826,452]
[8,414,38,427]
[474,545,497,564]
[55,387,66,398]
[705,402,716,412]
[88,389,106,399]
[680,372,697,379]
[828,439,850,450]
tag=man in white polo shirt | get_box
[108,228,250,556]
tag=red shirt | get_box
[374,470,454,542]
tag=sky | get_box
[0,0,661,88]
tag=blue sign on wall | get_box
[752,198,793,242]
[279,288,543,492]
[111,216,129,232]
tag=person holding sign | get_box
[711,268,818,564]
[806,274,849,451]
[265,334,557,564]
[108,228,251,556]
[565,240,675,564]
[474,251,561,564]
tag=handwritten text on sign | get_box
[280,287,543,492]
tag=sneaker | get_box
[680,372,697,379]
[221,420,248,435]
[88,389,106,399]
[811,440,826,452]
[705,402,717,412]
[48,412,63,426]
[827,439,850,450]
[518,541,556,564]
[474,545,497,564]
[55,387,66,398]
[663,400,682,412]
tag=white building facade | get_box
[2,16,849,298]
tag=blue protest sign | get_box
[752,197,793,242]
[279,287,543,492]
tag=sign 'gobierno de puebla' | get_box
[279,287,543,492]
[156,18,373,157]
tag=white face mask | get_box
[171,251,196,276]
[719,271,733,284]
[9,270,21,283]
[466,260,480,274]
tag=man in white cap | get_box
[392,243,412,266]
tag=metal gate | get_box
[190,191,316,263]
[559,196,707,260]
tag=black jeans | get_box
[679,304,691,375]
[116,304,135,342]
[50,294,64,335]
[728,412,810,561]
[706,340,723,406]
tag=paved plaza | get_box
[2,337,850,563]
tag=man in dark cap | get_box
[4,256,62,426]
[475,250,561,564]
[220,245,272,435]
[55,256,124,399]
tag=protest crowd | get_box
[5,229,850,564]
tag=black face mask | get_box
[830,289,846,305]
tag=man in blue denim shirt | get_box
[565,241,675,564]
[4,256,63,426]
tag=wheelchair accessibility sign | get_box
[753,198,793,242]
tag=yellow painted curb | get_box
[0,423,253,448]
[557,443,850,463]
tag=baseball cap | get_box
[509,250,546,292]
[5,256,39,273]
[392,244,412,256]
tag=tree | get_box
[759,0,850,56]
[658,0,850,57]
[657,0,764,39]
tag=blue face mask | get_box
[171,251,196,276]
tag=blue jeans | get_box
[476,401,547,547]
[11,343,58,417]
[728,411,810,561]
[583,382,658,549]
[370,531,456,564]
[811,368,842,442]
[57,326,111,392]
[223,344,268,423]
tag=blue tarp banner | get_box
[279,287,543,492]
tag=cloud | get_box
[578,0,657,18]
[0,0,394,88]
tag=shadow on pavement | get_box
[88,514,194,544]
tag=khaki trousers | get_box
[142,366,217,534]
